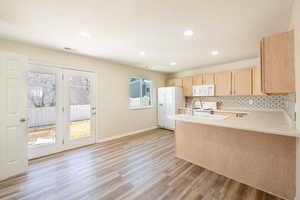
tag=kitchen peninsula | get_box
[172,110,299,200]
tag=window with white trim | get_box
[129,78,152,109]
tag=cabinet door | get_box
[165,79,174,87]
[182,77,193,97]
[261,31,295,94]
[232,68,252,96]
[203,73,215,85]
[165,78,182,87]
[215,71,232,96]
[173,78,183,87]
[252,66,265,96]
[192,75,203,85]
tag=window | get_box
[129,78,153,109]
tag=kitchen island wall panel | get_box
[175,121,296,200]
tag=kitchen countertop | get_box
[170,109,300,137]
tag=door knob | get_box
[20,118,27,122]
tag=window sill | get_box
[129,106,153,110]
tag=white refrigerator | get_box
[158,87,185,130]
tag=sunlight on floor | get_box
[70,120,91,139]
[28,120,91,145]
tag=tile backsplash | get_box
[284,93,296,121]
[186,94,296,121]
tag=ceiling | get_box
[0,0,293,73]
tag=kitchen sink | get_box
[193,112,230,120]
[192,110,248,120]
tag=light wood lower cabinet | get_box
[182,77,193,96]
[215,71,232,96]
[261,31,295,94]
[232,68,252,96]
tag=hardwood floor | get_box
[0,129,282,200]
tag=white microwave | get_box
[192,85,215,96]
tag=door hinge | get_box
[62,74,64,80]
[62,107,64,112]
[62,139,64,144]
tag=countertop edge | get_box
[171,112,300,138]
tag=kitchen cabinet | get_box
[182,77,193,96]
[232,68,252,96]
[165,78,182,87]
[202,73,215,85]
[192,75,203,85]
[261,31,295,94]
[165,79,173,87]
[215,71,232,96]
[252,66,265,96]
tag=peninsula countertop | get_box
[170,109,299,137]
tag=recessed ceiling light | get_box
[139,51,145,56]
[79,31,91,38]
[211,50,219,55]
[184,30,194,36]
[170,62,177,66]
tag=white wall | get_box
[290,0,300,198]
[169,57,259,78]
[0,39,166,141]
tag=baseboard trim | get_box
[96,126,158,143]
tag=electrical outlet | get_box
[248,99,254,105]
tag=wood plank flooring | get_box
[0,129,282,200]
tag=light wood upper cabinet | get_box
[174,78,183,87]
[182,77,193,96]
[252,66,265,96]
[261,31,295,94]
[203,73,215,85]
[165,78,183,87]
[232,68,252,96]
[192,75,203,85]
[215,71,232,96]
[165,79,174,87]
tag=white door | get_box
[27,65,63,159]
[0,53,28,181]
[62,70,96,149]
[27,66,96,159]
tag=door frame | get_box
[27,63,97,159]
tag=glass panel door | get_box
[28,72,57,146]
[63,70,96,149]
[27,66,63,159]
[69,76,91,139]
[27,66,96,159]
